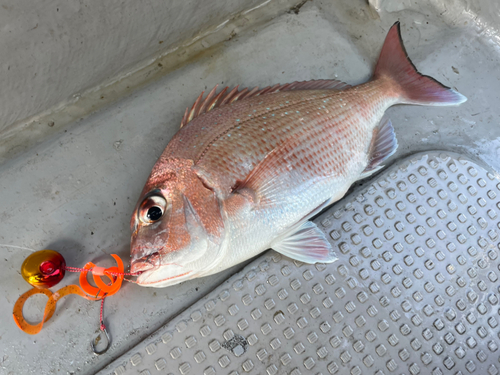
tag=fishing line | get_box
[0,244,37,252]
[12,250,142,354]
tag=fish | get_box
[129,22,466,287]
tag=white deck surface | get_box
[1,1,499,374]
[97,152,500,375]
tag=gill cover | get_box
[130,158,225,276]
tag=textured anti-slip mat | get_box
[98,152,500,375]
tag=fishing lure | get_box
[13,250,139,354]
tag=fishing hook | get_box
[91,326,111,355]
[91,297,111,355]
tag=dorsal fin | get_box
[179,79,351,128]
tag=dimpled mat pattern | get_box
[98,152,500,375]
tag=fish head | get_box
[130,158,224,287]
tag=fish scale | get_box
[102,152,500,375]
[129,22,467,287]
[168,85,391,197]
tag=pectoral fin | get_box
[271,220,338,264]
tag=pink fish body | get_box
[130,22,466,287]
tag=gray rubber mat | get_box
[98,151,500,375]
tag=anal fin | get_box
[271,221,338,264]
[359,118,398,180]
[357,165,384,181]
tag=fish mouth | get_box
[136,270,193,286]
[130,250,195,287]
[130,252,161,273]
[134,260,193,287]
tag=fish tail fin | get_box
[374,21,467,106]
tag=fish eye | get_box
[147,206,163,221]
[139,195,167,224]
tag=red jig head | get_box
[14,250,127,340]
[21,250,66,288]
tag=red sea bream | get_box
[129,22,466,287]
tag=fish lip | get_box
[136,270,193,286]
[130,252,161,273]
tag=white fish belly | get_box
[210,170,364,275]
